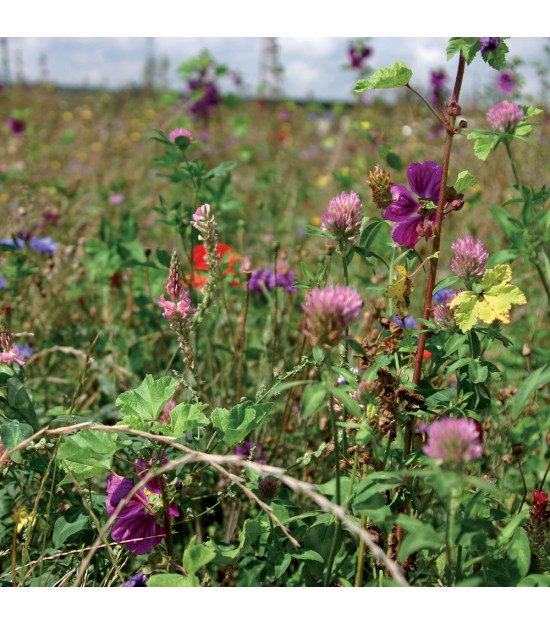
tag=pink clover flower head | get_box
[479,37,500,56]
[530,490,549,525]
[106,473,179,554]
[302,285,363,347]
[168,127,193,146]
[109,194,125,205]
[497,70,517,95]
[321,190,363,253]
[432,289,463,331]
[450,235,489,281]
[423,417,484,468]
[487,101,524,132]
[383,161,443,248]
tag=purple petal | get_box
[383,184,419,221]
[407,161,442,203]
[111,512,165,554]
[391,215,424,248]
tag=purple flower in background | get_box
[383,161,443,248]
[0,331,27,367]
[423,418,484,468]
[392,314,417,329]
[479,37,500,56]
[433,288,454,304]
[498,70,516,95]
[109,194,125,205]
[7,117,26,134]
[487,101,524,132]
[430,69,448,108]
[302,285,363,346]
[168,127,193,144]
[106,472,179,555]
[450,235,489,281]
[0,276,6,289]
[29,236,57,254]
[321,190,363,253]
[0,237,25,249]
[348,44,372,70]
[235,441,266,464]
[120,573,148,587]
[249,268,297,294]
[14,344,33,363]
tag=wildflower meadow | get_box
[1,35,549,600]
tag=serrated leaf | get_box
[384,264,413,317]
[115,375,179,425]
[57,430,118,483]
[446,38,481,64]
[482,38,509,70]
[449,264,526,332]
[467,132,500,160]
[354,61,412,92]
[211,401,274,446]
[170,403,209,437]
[454,170,476,194]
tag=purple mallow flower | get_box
[321,190,363,254]
[479,37,500,56]
[423,417,484,468]
[450,235,489,282]
[487,101,524,132]
[29,236,57,254]
[235,441,266,464]
[120,573,148,587]
[106,467,179,555]
[383,161,443,248]
[7,117,26,134]
[498,70,516,95]
[302,285,363,347]
[348,44,372,70]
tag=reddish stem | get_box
[404,52,466,456]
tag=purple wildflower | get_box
[109,194,125,205]
[479,37,500,56]
[7,117,26,134]
[0,331,26,367]
[249,267,297,294]
[235,441,266,464]
[498,70,517,95]
[432,290,462,331]
[29,236,57,254]
[450,235,489,282]
[430,69,448,108]
[423,418,484,468]
[392,314,417,329]
[487,101,524,132]
[258,476,280,500]
[0,276,6,289]
[348,44,372,71]
[157,253,195,320]
[120,573,148,587]
[302,285,363,347]
[168,127,193,145]
[106,469,179,555]
[0,237,25,249]
[383,161,443,248]
[433,288,454,304]
[321,190,363,253]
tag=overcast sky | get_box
[3,36,549,103]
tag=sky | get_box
[3,36,549,104]
[3,1,549,104]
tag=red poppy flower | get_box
[188,242,239,288]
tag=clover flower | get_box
[383,161,443,248]
[249,260,297,295]
[498,70,516,95]
[479,37,500,56]
[168,127,193,145]
[450,235,489,282]
[487,101,524,132]
[423,417,484,468]
[433,289,462,331]
[302,285,363,347]
[530,491,549,526]
[321,190,363,254]
[106,472,179,554]
[258,476,280,501]
[368,165,393,211]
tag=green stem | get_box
[446,488,456,585]
[503,138,522,189]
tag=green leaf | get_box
[466,131,500,160]
[57,430,118,484]
[518,574,550,587]
[354,61,412,92]
[0,421,34,450]
[446,38,481,64]
[506,527,531,578]
[510,365,550,420]
[147,573,198,587]
[329,385,362,419]
[454,170,476,194]
[482,38,510,70]
[291,549,324,563]
[115,375,179,427]
[206,160,237,179]
[53,511,90,548]
[397,515,444,561]
[301,383,328,420]
[211,401,274,446]
[170,403,209,437]
[182,535,216,576]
